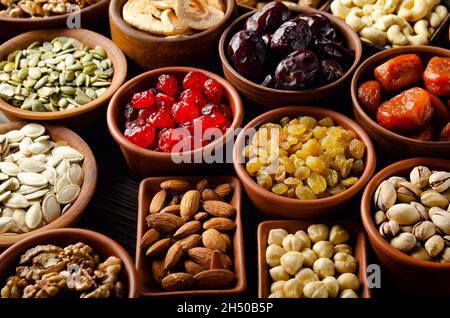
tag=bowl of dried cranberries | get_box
[107,67,243,177]
[351,46,450,159]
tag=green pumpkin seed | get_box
[18,68,28,79]
[3,62,14,72]
[31,100,45,112]
[0,84,14,97]
[28,68,41,80]
[60,86,75,95]
[34,76,48,90]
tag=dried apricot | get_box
[357,80,381,117]
[440,123,450,141]
[429,93,450,130]
[405,125,435,141]
[424,57,450,97]
[374,54,423,92]
[376,87,433,133]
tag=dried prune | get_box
[274,49,319,90]
[374,54,424,93]
[357,80,382,118]
[298,13,337,41]
[318,42,354,66]
[429,93,450,130]
[440,122,450,141]
[245,1,290,34]
[228,30,267,82]
[424,57,450,96]
[262,34,272,46]
[270,19,312,55]
[319,59,344,84]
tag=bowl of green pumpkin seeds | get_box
[0,28,127,129]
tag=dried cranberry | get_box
[179,121,195,134]
[319,59,344,84]
[158,128,178,152]
[171,100,200,123]
[194,112,228,134]
[203,79,223,104]
[131,90,155,109]
[245,1,290,34]
[148,107,175,129]
[228,30,267,82]
[156,74,178,96]
[138,108,153,121]
[274,49,319,90]
[180,89,206,109]
[298,13,337,42]
[270,19,312,55]
[124,102,139,121]
[183,71,208,91]
[124,120,155,148]
[201,103,232,121]
[155,93,175,109]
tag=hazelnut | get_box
[329,225,350,245]
[334,244,353,255]
[268,228,288,245]
[425,235,445,257]
[300,248,317,267]
[337,273,359,292]
[283,278,303,298]
[322,276,339,298]
[334,252,357,274]
[295,268,319,285]
[313,258,335,279]
[303,281,328,298]
[390,232,416,252]
[307,224,329,243]
[410,247,433,261]
[312,241,334,259]
[266,244,286,267]
[340,289,358,298]
[440,247,450,262]
[269,265,289,282]
[280,251,304,275]
[268,290,285,298]
[295,230,311,249]
[282,234,303,252]
[270,280,286,293]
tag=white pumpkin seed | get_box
[24,189,49,200]
[19,137,33,155]
[16,184,46,195]
[28,140,53,154]
[61,203,71,215]
[55,174,70,193]
[12,209,28,232]
[34,135,50,142]
[42,166,57,185]
[52,146,84,162]
[56,184,80,204]
[4,193,29,209]
[17,172,48,186]
[0,173,9,181]
[0,216,14,234]
[9,142,20,148]
[10,152,26,162]
[0,135,5,144]
[0,161,21,176]
[25,202,42,230]
[7,178,19,191]
[46,155,63,167]
[18,158,47,172]
[42,194,60,223]
[31,154,47,162]
[2,208,13,218]
[55,159,70,176]
[20,123,45,138]
[0,191,11,202]
[67,164,84,186]
[0,178,14,193]
[5,130,24,143]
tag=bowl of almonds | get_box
[361,157,450,296]
[136,176,246,296]
[0,122,97,248]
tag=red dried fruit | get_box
[183,71,208,91]
[155,93,175,109]
[131,90,155,109]
[424,57,450,96]
[429,93,450,130]
[180,89,206,109]
[124,120,155,148]
[148,107,175,129]
[440,122,450,141]
[203,79,223,104]
[138,108,153,121]
[405,125,435,141]
[201,104,232,121]
[179,121,194,134]
[374,54,423,92]
[157,74,178,96]
[193,112,229,134]
[357,80,382,118]
[376,87,433,133]
[124,103,139,121]
[171,101,200,123]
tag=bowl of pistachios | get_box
[0,28,127,130]
[361,157,450,296]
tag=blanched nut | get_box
[312,241,334,259]
[375,0,400,13]
[295,230,311,249]
[174,0,224,30]
[312,258,335,279]
[280,251,304,275]
[405,19,431,45]
[295,268,319,285]
[340,289,359,298]
[345,8,373,32]
[360,27,387,46]
[334,252,358,273]
[337,273,360,292]
[307,224,329,243]
[440,247,450,262]
[303,281,328,298]
[353,0,376,7]
[269,265,290,282]
[270,280,286,293]
[329,225,350,245]
[268,290,285,298]
[428,5,448,28]
[283,278,303,298]
[268,229,288,246]
[398,0,429,22]
[282,234,303,252]
[334,244,353,255]
[322,276,339,298]
[266,244,286,267]
[300,248,318,267]
[330,0,352,20]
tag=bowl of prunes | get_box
[219,1,362,107]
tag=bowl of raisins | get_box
[219,1,362,107]
[351,46,450,159]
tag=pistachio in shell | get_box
[386,203,421,225]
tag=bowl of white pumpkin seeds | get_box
[0,122,97,248]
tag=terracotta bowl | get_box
[351,46,450,159]
[0,28,127,130]
[107,66,244,178]
[0,0,110,40]
[109,0,237,70]
[0,122,97,248]
[136,176,246,297]
[0,228,139,298]
[218,6,362,107]
[233,106,376,219]
[361,157,450,296]
[258,220,372,298]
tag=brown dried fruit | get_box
[140,228,162,249]
[193,269,235,289]
[173,221,202,239]
[203,201,236,218]
[184,260,206,276]
[194,212,209,222]
[215,183,232,198]
[221,233,232,252]
[149,190,167,214]
[202,229,227,252]
[210,250,226,269]
[178,234,202,251]
[160,179,192,194]
[146,238,171,257]
[160,205,181,215]
[180,190,201,221]
[161,273,194,291]
[151,258,166,285]
[203,217,236,231]
[196,179,209,193]
[188,247,214,269]
[164,243,184,270]
[202,189,223,201]
[146,213,183,233]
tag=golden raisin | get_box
[349,139,365,159]
[323,168,339,187]
[272,183,289,195]
[341,177,358,187]
[284,177,302,187]
[306,156,326,173]
[307,172,327,194]
[299,116,317,129]
[257,171,273,189]
[295,185,317,200]
[318,117,334,127]
[294,166,311,180]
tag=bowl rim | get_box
[351,45,450,146]
[361,157,450,270]
[107,66,244,160]
[0,227,140,298]
[108,0,236,43]
[218,6,362,95]
[233,106,376,207]
[0,28,127,120]
[0,121,98,247]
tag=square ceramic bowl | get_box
[136,176,246,297]
[258,220,372,298]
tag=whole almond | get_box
[202,189,223,201]
[141,228,162,249]
[188,247,214,269]
[180,190,200,221]
[202,229,227,252]
[193,269,235,289]
[203,217,236,231]
[146,238,171,257]
[162,273,194,291]
[215,183,232,198]
[160,179,192,194]
[221,233,232,252]
[151,258,166,285]
[173,221,202,239]
[210,250,226,269]
[196,179,209,193]
[160,205,181,215]
[149,190,167,214]
[146,213,183,233]
[178,234,202,251]
[164,243,184,270]
[184,260,206,276]
[194,212,209,222]
[221,253,232,269]
[203,201,236,218]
